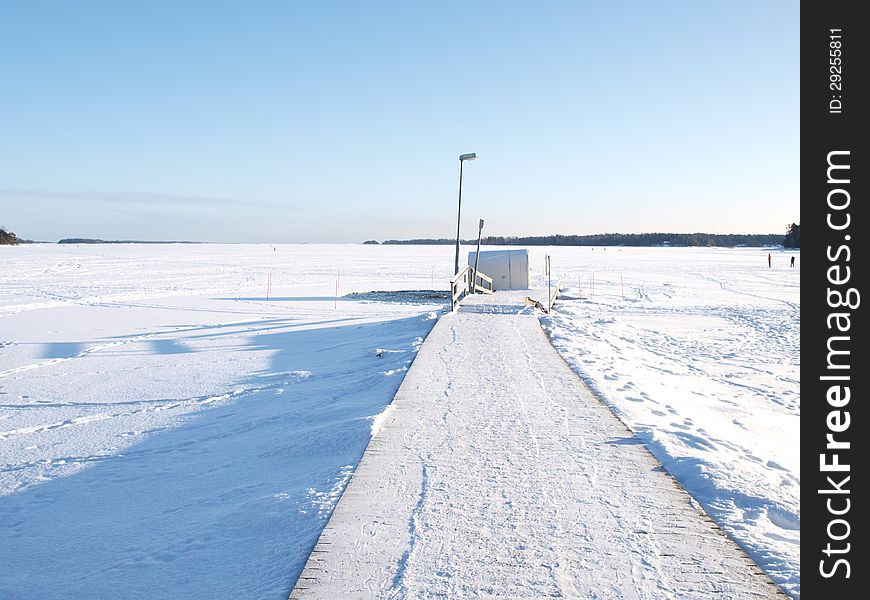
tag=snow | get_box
[538,246,800,598]
[0,243,799,598]
[0,244,445,599]
[293,290,785,598]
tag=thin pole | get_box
[454,159,464,276]
[473,219,483,292]
[547,256,551,309]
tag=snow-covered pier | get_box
[291,290,787,598]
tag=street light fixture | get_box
[454,152,478,275]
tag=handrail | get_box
[450,265,470,287]
[450,266,471,312]
[470,268,494,295]
[450,265,494,311]
[547,281,560,314]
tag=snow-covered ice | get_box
[0,244,446,599]
[539,246,800,597]
[0,243,799,598]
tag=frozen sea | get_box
[0,243,799,598]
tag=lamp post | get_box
[454,152,478,275]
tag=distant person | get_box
[768,253,771,269]
[790,256,795,268]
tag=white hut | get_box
[467,249,529,291]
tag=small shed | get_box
[468,249,530,291]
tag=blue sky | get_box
[0,1,798,243]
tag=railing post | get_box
[542,256,559,314]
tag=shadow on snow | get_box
[0,313,435,600]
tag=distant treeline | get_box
[57,238,202,244]
[782,223,800,248]
[379,232,784,247]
